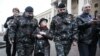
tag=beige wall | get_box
[72,0,78,16]
[51,0,100,19]
[70,0,100,16]
[91,0,100,16]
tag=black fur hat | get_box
[39,18,48,24]
[25,6,33,12]
[58,3,65,8]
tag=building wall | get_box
[72,0,78,16]
[51,0,100,16]
[91,0,100,16]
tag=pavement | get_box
[0,36,99,56]
[0,36,6,48]
[0,42,6,48]
[0,36,6,56]
[0,36,80,56]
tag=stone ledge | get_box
[0,33,4,36]
[0,42,6,48]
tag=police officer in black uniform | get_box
[50,3,76,56]
[33,18,52,56]
[4,8,20,56]
[8,6,38,56]
[76,4,99,56]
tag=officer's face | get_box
[25,12,33,17]
[58,8,66,14]
[13,10,19,16]
[83,6,91,13]
[40,21,47,27]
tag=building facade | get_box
[51,0,100,17]
[35,9,52,28]
[35,0,100,28]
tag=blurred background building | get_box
[35,0,100,27]
[35,9,52,28]
[51,0,100,16]
[35,0,100,56]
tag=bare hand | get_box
[72,41,77,46]
[10,40,14,44]
[39,31,46,35]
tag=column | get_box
[58,0,62,5]
[78,0,84,15]
[51,0,56,18]
[1,24,4,33]
[67,0,72,14]
[51,6,55,18]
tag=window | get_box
[77,0,78,4]
[94,10,98,18]
[94,3,98,8]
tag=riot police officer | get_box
[76,4,99,56]
[8,6,38,56]
[4,8,20,56]
[33,18,52,56]
[50,3,76,56]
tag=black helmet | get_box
[25,6,33,12]
[58,3,65,8]
[39,18,48,24]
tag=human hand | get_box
[36,34,43,38]
[39,31,46,35]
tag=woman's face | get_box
[40,21,47,27]
[13,10,19,16]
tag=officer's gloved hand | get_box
[36,34,43,39]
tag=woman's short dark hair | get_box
[39,18,48,25]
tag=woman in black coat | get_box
[33,18,52,56]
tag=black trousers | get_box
[6,39,16,56]
[78,41,97,56]
[34,44,50,56]
[16,43,34,56]
[99,39,100,48]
